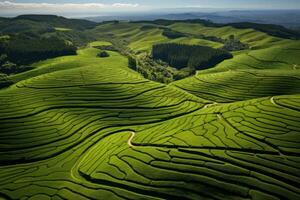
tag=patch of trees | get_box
[128,54,190,84]
[0,34,77,66]
[0,72,13,89]
[0,34,76,75]
[162,29,186,39]
[222,35,249,51]
[97,51,109,58]
[103,38,194,83]
[202,35,224,43]
[128,56,137,70]
[152,43,233,70]
[0,54,32,75]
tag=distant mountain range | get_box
[86,9,300,29]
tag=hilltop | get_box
[0,14,97,33]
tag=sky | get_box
[0,0,300,17]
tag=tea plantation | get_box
[0,19,299,200]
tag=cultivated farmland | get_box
[0,18,300,200]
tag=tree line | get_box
[162,29,186,39]
[0,34,76,75]
[152,43,233,70]
[0,34,76,65]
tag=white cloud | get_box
[112,3,139,8]
[0,1,139,13]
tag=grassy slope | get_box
[91,22,223,54]
[171,23,300,103]
[169,22,291,49]
[0,20,300,200]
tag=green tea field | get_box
[0,18,300,200]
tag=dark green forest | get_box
[0,35,76,75]
[0,35,76,65]
[162,29,186,39]
[152,43,233,70]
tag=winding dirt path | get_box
[293,64,298,70]
[203,102,218,109]
[270,96,278,106]
[128,131,136,147]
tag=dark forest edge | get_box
[126,43,233,84]
[152,43,233,70]
[132,19,300,40]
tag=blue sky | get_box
[0,0,300,17]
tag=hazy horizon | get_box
[1,0,300,18]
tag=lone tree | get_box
[0,61,17,75]
[97,51,110,58]
[128,56,137,70]
[222,34,249,51]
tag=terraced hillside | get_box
[0,19,300,200]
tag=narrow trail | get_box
[270,97,276,106]
[217,114,223,120]
[203,102,218,109]
[293,64,298,70]
[125,129,281,155]
[270,96,300,112]
[128,131,136,148]
[270,96,280,107]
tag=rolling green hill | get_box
[0,17,299,200]
[0,15,97,34]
